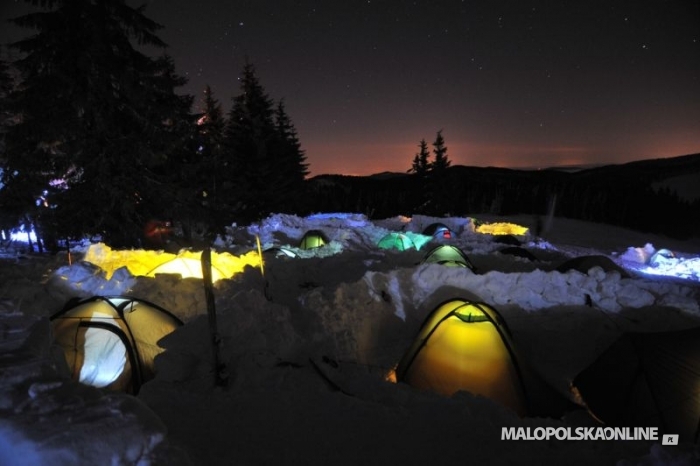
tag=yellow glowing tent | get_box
[396,298,528,415]
[148,257,227,281]
[475,222,529,236]
[81,243,261,282]
[50,296,183,394]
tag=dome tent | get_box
[50,296,183,395]
[556,255,630,278]
[147,256,227,281]
[299,230,329,250]
[263,246,299,259]
[422,222,453,239]
[395,298,528,415]
[377,232,416,251]
[649,248,675,267]
[573,327,700,444]
[499,246,539,262]
[421,244,476,271]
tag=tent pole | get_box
[201,247,228,387]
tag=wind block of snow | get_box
[620,243,657,264]
[407,264,699,314]
[637,257,700,281]
[247,213,376,252]
[50,262,136,297]
[620,243,700,281]
[306,212,371,228]
[529,239,558,251]
[401,214,475,235]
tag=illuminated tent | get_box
[82,243,261,282]
[148,257,227,281]
[299,230,328,250]
[475,222,529,236]
[573,327,700,443]
[421,244,476,271]
[423,222,453,239]
[50,296,183,394]
[378,232,416,251]
[396,299,528,415]
[556,255,630,278]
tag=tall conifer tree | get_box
[274,99,309,212]
[431,130,451,173]
[188,84,226,237]
[2,0,191,247]
[409,138,431,176]
[223,62,309,222]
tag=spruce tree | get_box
[2,0,191,248]
[431,130,451,172]
[222,62,276,223]
[0,58,23,239]
[274,99,309,212]
[188,84,226,238]
[223,62,308,223]
[424,130,451,215]
[409,138,431,176]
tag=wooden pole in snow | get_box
[201,247,228,387]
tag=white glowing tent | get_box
[50,296,183,394]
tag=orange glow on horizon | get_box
[304,138,700,177]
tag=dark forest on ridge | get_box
[1,0,698,253]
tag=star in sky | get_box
[1,0,698,175]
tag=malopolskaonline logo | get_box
[501,427,666,441]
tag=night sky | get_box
[2,0,699,176]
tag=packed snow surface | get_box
[2,213,700,465]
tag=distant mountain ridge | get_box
[306,153,700,239]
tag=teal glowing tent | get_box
[378,232,416,251]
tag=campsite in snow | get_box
[2,211,700,465]
[2,1,700,464]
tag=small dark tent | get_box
[556,255,631,278]
[573,327,700,443]
[494,234,522,246]
[422,244,476,271]
[499,246,539,262]
[263,246,299,259]
[396,298,528,415]
[51,296,183,394]
[299,230,328,250]
[423,222,453,239]
[649,249,675,267]
[378,232,416,251]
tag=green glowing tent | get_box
[299,230,328,250]
[422,244,476,271]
